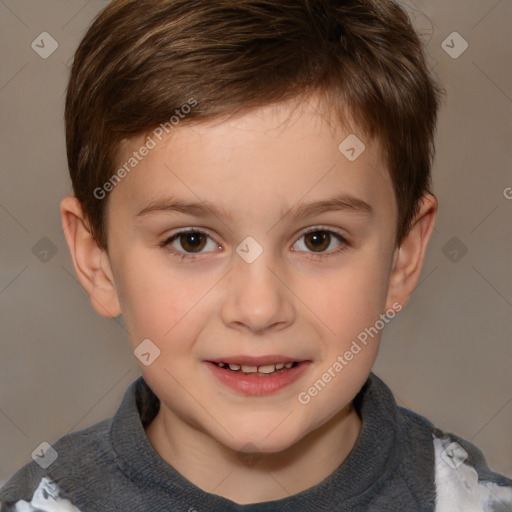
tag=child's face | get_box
[99,96,404,452]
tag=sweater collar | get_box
[111,372,400,510]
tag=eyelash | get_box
[159,227,350,262]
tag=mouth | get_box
[209,360,300,376]
[205,357,310,395]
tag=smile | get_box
[205,359,310,395]
[212,361,299,375]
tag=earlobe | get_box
[60,196,122,318]
[385,193,438,310]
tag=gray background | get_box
[0,0,511,486]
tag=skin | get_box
[60,95,437,504]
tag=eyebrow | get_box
[135,193,374,222]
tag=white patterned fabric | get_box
[433,434,512,512]
[11,478,81,512]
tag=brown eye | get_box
[303,231,331,252]
[292,228,348,258]
[178,231,207,253]
[161,228,222,261]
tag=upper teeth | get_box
[218,362,295,373]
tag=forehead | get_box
[108,96,395,225]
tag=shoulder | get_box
[395,404,512,511]
[0,418,112,512]
[1,476,83,512]
[431,427,512,512]
[1,377,154,512]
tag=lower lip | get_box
[205,361,310,396]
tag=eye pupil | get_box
[181,232,205,252]
[305,231,330,252]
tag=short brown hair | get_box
[65,0,445,250]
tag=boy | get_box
[1,0,511,510]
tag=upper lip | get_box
[207,355,307,366]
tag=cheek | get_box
[298,262,388,421]
[113,252,207,344]
[304,255,390,346]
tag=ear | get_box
[60,196,122,318]
[385,193,438,310]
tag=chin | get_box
[218,422,307,455]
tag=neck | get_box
[145,403,362,505]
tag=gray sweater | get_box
[1,373,511,511]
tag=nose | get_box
[219,249,295,334]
